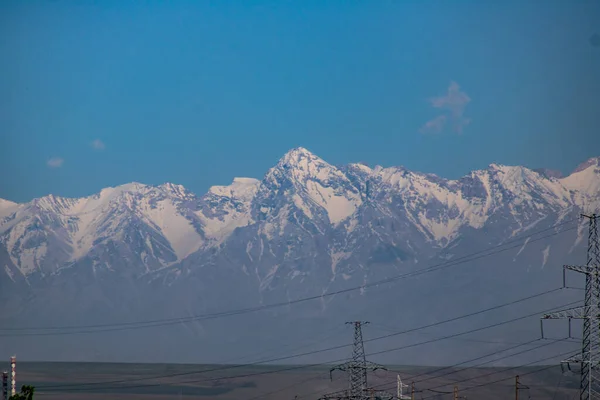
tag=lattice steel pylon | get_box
[541,214,600,400]
[319,322,394,400]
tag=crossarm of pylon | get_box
[562,356,584,364]
[329,362,350,381]
[556,352,585,374]
[564,264,595,275]
[364,360,387,371]
[330,363,350,372]
[542,306,590,319]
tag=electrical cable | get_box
[183,299,582,400]
[1,218,578,335]
[369,322,574,346]
[413,338,574,384]
[38,289,573,391]
[417,348,579,399]
[42,300,580,394]
[372,337,575,393]
[206,324,348,368]
[422,363,564,399]
[358,338,573,396]
[27,218,583,400]
[405,338,549,383]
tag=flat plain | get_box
[7,362,580,399]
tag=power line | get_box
[26,218,582,400]
[298,341,578,400]
[408,338,556,383]
[370,322,535,346]
[418,348,579,399]
[391,338,575,392]
[215,324,348,367]
[432,351,573,398]
[419,349,579,400]
[361,288,565,346]
[38,289,571,391]
[7,221,576,335]
[225,299,584,400]
[322,338,573,394]
[302,296,578,396]
[415,338,578,384]
[40,298,580,394]
[541,213,600,400]
[359,337,576,395]
[1,219,578,336]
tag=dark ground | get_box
[6,362,580,399]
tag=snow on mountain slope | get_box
[0,183,205,276]
[485,164,570,207]
[0,198,73,276]
[0,199,20,220]
[343,161,578,246]
[0,149,599,279]
[195,177,260,244]
[208,177,260,201]
[3,149,600,367]
[55,183,203,262]
[158,183,197,200]
[376,166,491,244]
[261,147,362,226]
[560,157,600,211]
[137,197,203,261]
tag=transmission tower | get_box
[397,375,411,400]
[541,214,600,400]
[319,322,394,400]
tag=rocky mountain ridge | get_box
[0,148,598,364]
[1,148,597,283]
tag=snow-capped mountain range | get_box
[1,148,597,282]
[0,148,598,364]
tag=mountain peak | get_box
[270,147,337,183]
[271,146,345,183]
[286,146,314,155]
[278,147,322,166]
[157,182,195,200]
[487,163,507,170]
[572,157,600,174]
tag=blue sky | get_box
[1,0,599,202]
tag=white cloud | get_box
[47,157,64,168]
[421,81,471,134]
[419,115,447,134]
[91,139,105,150]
